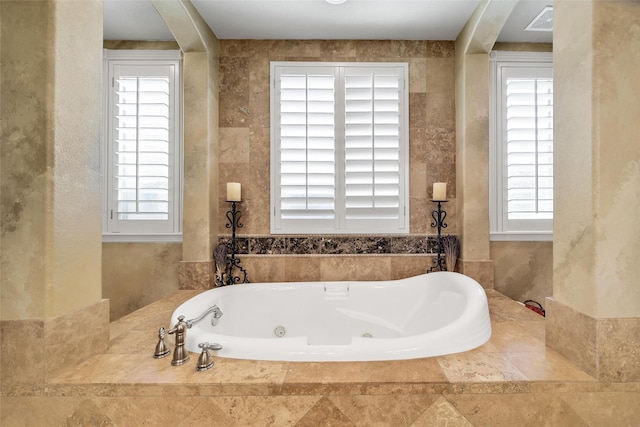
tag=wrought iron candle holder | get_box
[215,201,249,286]
[428,201,448,272]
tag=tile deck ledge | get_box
[32,289,619,397]
[4,288,639,426]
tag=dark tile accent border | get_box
[217,235,449,256]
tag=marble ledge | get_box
[217,234,451,256]
[239,253,439,258]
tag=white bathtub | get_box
[170,271,491,362]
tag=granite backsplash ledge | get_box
[217,235,455,256]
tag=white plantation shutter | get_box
[278,68,337,225]
[344,67,404,228]
[103,51,181,240]
[505,76,553,220]
[490,52,553,240]
[271,62,408,234]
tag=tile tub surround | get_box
[185,235,471,290]
[2,291,639,426]
[217,40,458,238]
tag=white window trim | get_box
[490,51,553,242]
[270,61,410,235]
[102,49,183,243]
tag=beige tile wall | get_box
[216,40,458,282]
[491,241,553,305]
[102,40,556,311]
[217,40,458,237]
[102,243,183,320]
[241,255,436,283]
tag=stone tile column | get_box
[547,0,640,381]
[454,1,518,287]
[152,0,221,289]
[0,0,108,384]
[178,50,219,289]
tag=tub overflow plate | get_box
[274,326,286,337]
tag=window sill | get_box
[102,234,182,243]
[490,232,552,242]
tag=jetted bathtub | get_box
[170,271,491,362]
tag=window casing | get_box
[490,51,553,241]
[102,50,182,242]
[270,62,409,234]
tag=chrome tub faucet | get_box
[168,315,191,366]
[165,306,222,367]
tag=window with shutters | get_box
[102,50,182,242]
[490,51,553,241]
[270,62,409,234]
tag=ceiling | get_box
[103,0,552,44]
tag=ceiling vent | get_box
[525,6,553,32]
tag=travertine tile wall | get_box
[102,39,556,314]
[217,40,458,282]
[491,241,552,306]
[102,243,183,320]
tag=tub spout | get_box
[211,306,223,326]
[186,305,223,328]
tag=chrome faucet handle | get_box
[196,342,222,371]
[199,342,223,351]
[170,315,191,332]
[153,327,171,359]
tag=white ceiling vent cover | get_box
[525,6,553,32]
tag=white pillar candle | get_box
[433,182,447,201]
[226,182,241,202]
